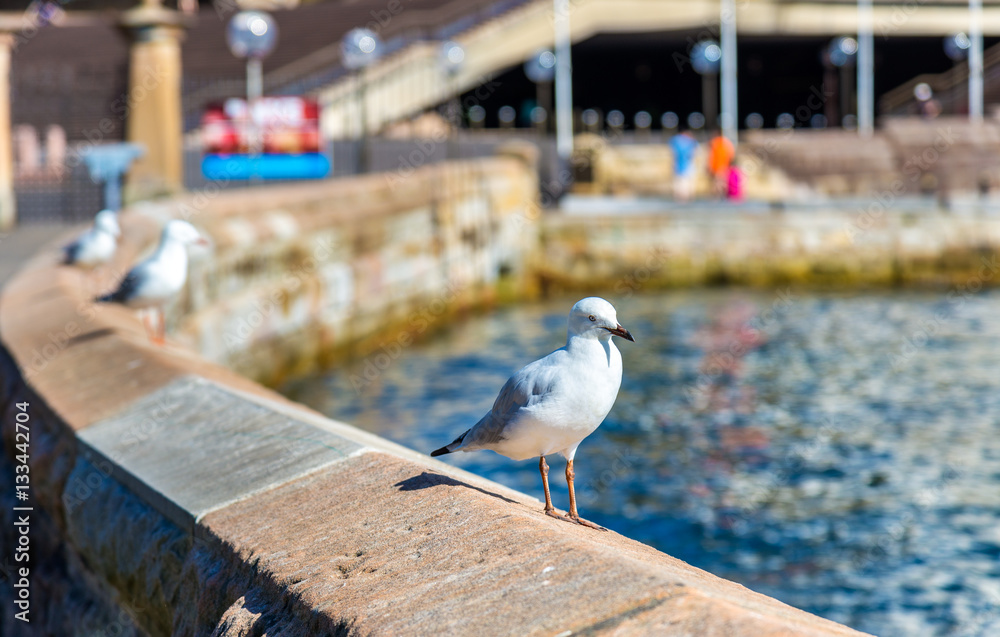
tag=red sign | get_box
[202,96,321,155]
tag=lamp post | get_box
[826,36,857,128]
[944,30,981,122]
[498,105,516,129]
[525,49,557,133]
[944,32,971,63]
[634,111,652,141]
[857,0,874,138]
[553,0,574,162]
[720,0,738,145]
[226,11,278,156]
[691,40,721,132]
[944,33,970,116]
[970,0,984,125]
[341,27,383,173]
[440,40,465,158]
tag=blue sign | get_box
[202,153,331,180]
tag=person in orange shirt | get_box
[707,131,735,197]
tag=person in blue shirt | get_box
[669,127,700,201]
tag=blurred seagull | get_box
[62,209,120,268]
[96,219,208,344]
[431,297,634,530]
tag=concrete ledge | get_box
[0,163,869,635]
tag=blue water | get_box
[281,290,1000,636]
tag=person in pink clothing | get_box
[727,161,744,201]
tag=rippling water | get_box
[281,289,1000,636]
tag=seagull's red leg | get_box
[140,310,156,342]
[154,308,166,346]
[540,456,573,523]
[540,456,554,511]
[566,459,606,531]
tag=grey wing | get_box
[63,227,98,264]
[97,261,151,303]
[464,355,562,447]
[62,239,82,264]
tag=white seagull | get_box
[431,297,634,530]
[62,209,120,268]
[96,219,208,344]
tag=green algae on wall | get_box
[539,209,1000,293]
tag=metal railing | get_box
[880,40,1000,116]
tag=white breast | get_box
[493,339,623,460]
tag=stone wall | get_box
[162,153,539,386]
[540,205,1000,292]
[0,156,871,636]
[572,134,796,200]
[742,118,1000,197]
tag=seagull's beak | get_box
[605,324,635,342]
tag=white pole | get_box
[554,0,574,161]
[246,58,262,104]
[857,0,874,138]
[970,0,984,125]
[247,58,263,154]
[720,0,738,145]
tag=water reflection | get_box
[282,289,1000,637]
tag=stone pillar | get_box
[0,34,15,231]
[120,0,187,202]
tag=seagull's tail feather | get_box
[431,429,469,457]
[95,289,123,303]
[61,242,78,265]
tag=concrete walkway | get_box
[0,223,75,286]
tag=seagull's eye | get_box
[588,315,596,322]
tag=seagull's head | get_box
[94,210,120,237]
[163,220,210,247]
[568,297,635,343]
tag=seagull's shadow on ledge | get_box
[395,472,520,505]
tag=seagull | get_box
[62,209,120,268]
[96,219,208,345]
[431,297,634,530]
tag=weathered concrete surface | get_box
[0,329,870,636]
[0,158,871,635]
[201,451,864,637]
[0,235,286,432]
[78,375,362,529]
[0,224,73,286]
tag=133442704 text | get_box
[12,401,31,623]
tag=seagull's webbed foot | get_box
[544,507,575,524]
[543,506,606,531]
[569,514,607,531]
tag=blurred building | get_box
[9,1,1000,140]
[8,0,1000,221]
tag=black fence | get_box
[15,131,623,224]
[14,162,103,225]
[183,134,559,190]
